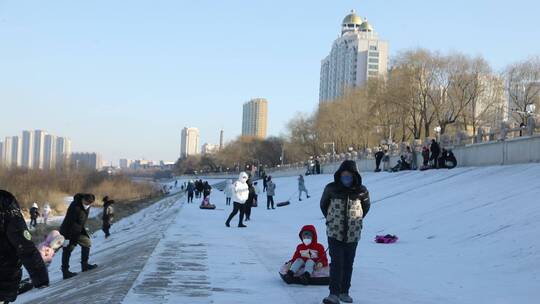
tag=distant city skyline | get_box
[1,0,539,163]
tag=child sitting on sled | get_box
[283,225,328,285]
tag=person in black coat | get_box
[244,180,256,221]
[101,196,115,239]
[430,139,441,169]
[0,190,49,303]
[320,161,370,304]
[374,148,384,172]
[59,193,97,279]
[202,182,212,199]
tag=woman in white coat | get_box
[225,172,250,228]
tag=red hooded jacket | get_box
[291,225,329,266]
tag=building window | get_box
[369,64,379,70]
[369,52,379,57]
[369,45,377,51]
[368,71,378,76]
[369,58,378,63]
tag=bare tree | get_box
[505,57,540,125]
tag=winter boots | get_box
[299,272,311,285]
[82,263,98,272]
[81,246,98,272]
[323,294,341,304]
[283,270,295,284]
[62,268,78,280]
[339,294,354,303]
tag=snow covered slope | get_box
[18,164,540,304]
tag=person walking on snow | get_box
[225,172,250,228]
[320,160,371,304]
[298,175,311,201]
[374,147,384,172]
[430,139,441,169]
[59,193,98,279]
[29,203,39,228]
[0,190,49,304]
[262,174,268,192]
[203,181,212,200]
[244,179,256,221]
[253,181,260,206]
[186,181,195,203]
[224,180,233,206]
[266,176,276,209]
[42,202,52,226]
[101,196,115,239]
[283,225,329,285]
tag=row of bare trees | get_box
[174,137,284,174]
[285,49,540,161]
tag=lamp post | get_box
[323,142,336,156]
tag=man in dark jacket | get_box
[0,190,49,303]
[244,179,256,221]
[202,182,212,199]
[186,181,195,203]
[374,147,384,172]
[102,196,115,239]
[59,193,98,279]
[320,160,370,304]
[430,139,440,169]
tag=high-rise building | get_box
[242,98,268,138]
[71,152,102,170]
[202,143,219,155]
[319,10,389,103]
[3,136,21,168]
[32,130,47,170]
[180,127,200,158]
[219,129,224,150]
[119,159,132,169]
[21,130,34,168]
[56,137,72,170]
[43,134,57,170]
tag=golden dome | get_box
[342,10,362,25]
[360,20,373,32]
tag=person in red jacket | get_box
[283,225,328,285]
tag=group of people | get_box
[28,202,53,228]
[185,179,212,204]
[374,139,457,172]
[0,190,116,303]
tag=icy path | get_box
[18,165,540,304]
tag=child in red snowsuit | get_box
[284,225,329,285]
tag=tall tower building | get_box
[180,127,200,158]
[32,130,47,170]
[43,134,57,170]
[219,129,224,150]
[242,98,268,138]
[21,130,34,168]
[319,10,389,103]
[56,137,72,169]
[3,136,21,168]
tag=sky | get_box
[1,0,539,164]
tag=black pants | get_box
[375,158,382,170]
[245,202,252,220]
[62,235,92,270]
[30,217,37,227]
[188,192,194,203]
[103,224,111,238]
[226,202,245,226]
[430,153,439,168]
[226,197,231,205]
[267,196,274,209]
[263,184,267,192]
[328,237,358,296]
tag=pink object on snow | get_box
[375,234,399,244]
[37,230,65,264]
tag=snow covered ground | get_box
[18,164,540,304]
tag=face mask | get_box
[84,204,91,210]
[341,175,353,187]
[302,238,312,246]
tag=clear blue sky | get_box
[1,0,539,164]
